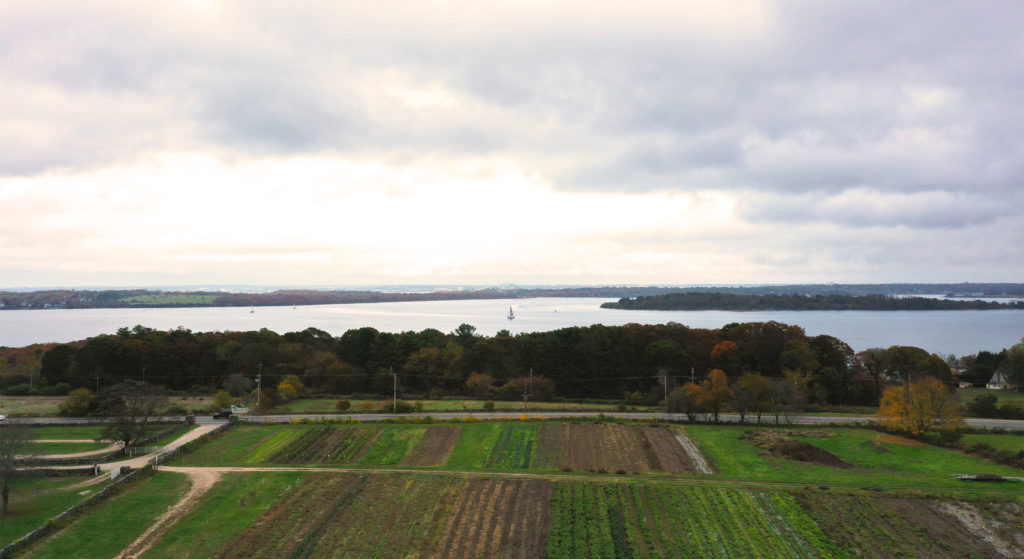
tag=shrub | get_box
[483,401,496,411]
[334,399,351,412]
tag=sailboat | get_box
[249,305,255,314]
[507,306,515,320]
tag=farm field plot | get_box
[536,424,698,473]
[214,472,553,559]
[177,424,461,467]
[688,425,1024,488]
[548,482,842,559]
[448,422,702,473]
[794,492,1024,558]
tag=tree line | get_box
[5,321,1003,409]
[602,292,1024,311]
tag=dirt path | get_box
[114,468,221,559]
[675,427,714,474]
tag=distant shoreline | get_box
[2,283,1024,311]
[602,292,1024,311]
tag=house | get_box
[986,371,1017,390]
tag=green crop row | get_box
[548,481,849,559]
[486,424,538,469]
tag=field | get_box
[177,422,699,474]
[958,389,1024,406]
[7,420,1024,558]
[0,394,216,416]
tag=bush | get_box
[482,401,495,411]
[334,399,351,412]
[380,400,414,413]
[39,382,71,395]
[1,383,34,395]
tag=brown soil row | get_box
[537,424,698,473]
[436,477,553,559]
[401,426,461,467]
[215,472,551,559]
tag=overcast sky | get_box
[2,1,1022,288]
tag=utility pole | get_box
[392,367,397,413]
[256,363,262,411]
[662,368,668,413]
[523,368,532,412]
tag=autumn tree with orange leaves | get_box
[877,376,963,436]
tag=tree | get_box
[212,390,233,410]
[277,375,304,402]
[0,425,34,514]
[697,369,733,423]
[878,376,963,436]
[464,372,495,399]
[732,373,773,423]
[58,387,95,416]
[99,381,169,454]
[666,383,703,421]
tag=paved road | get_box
[9,412,1024,431]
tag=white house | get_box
[986,371,1017,390]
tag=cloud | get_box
[1,1,1022,286]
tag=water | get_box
[1,297,1022,355]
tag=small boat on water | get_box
[249,305,255,314]
[507,306,515,320]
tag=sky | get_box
[2,1,1022,288]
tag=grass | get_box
[962,432,1024,453]
[27,426,107,440]
[686,424,1024,488]
[957,388,1024,405]
[445,422,505,470]
[0,396,64,416]
[0,477,110,546]
[0,395,216,417]
[140,472,306,559]
[26,472,190,559]
[32,441,109,455]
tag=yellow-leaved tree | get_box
[877,376,963,435]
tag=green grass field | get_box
[958,388,1024,405]
[686,424,1024,488]
[140,472,306,559]
[32,441,109,455]
[0,477,113,547]
[962,432,1024,453]
[25,472,190,559]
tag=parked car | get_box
[212,410,233,419]
[0,414,5,422]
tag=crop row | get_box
[486,424,539,469]
[548,482,841,559]
[213,473,552,559]
[265,427,379,464]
